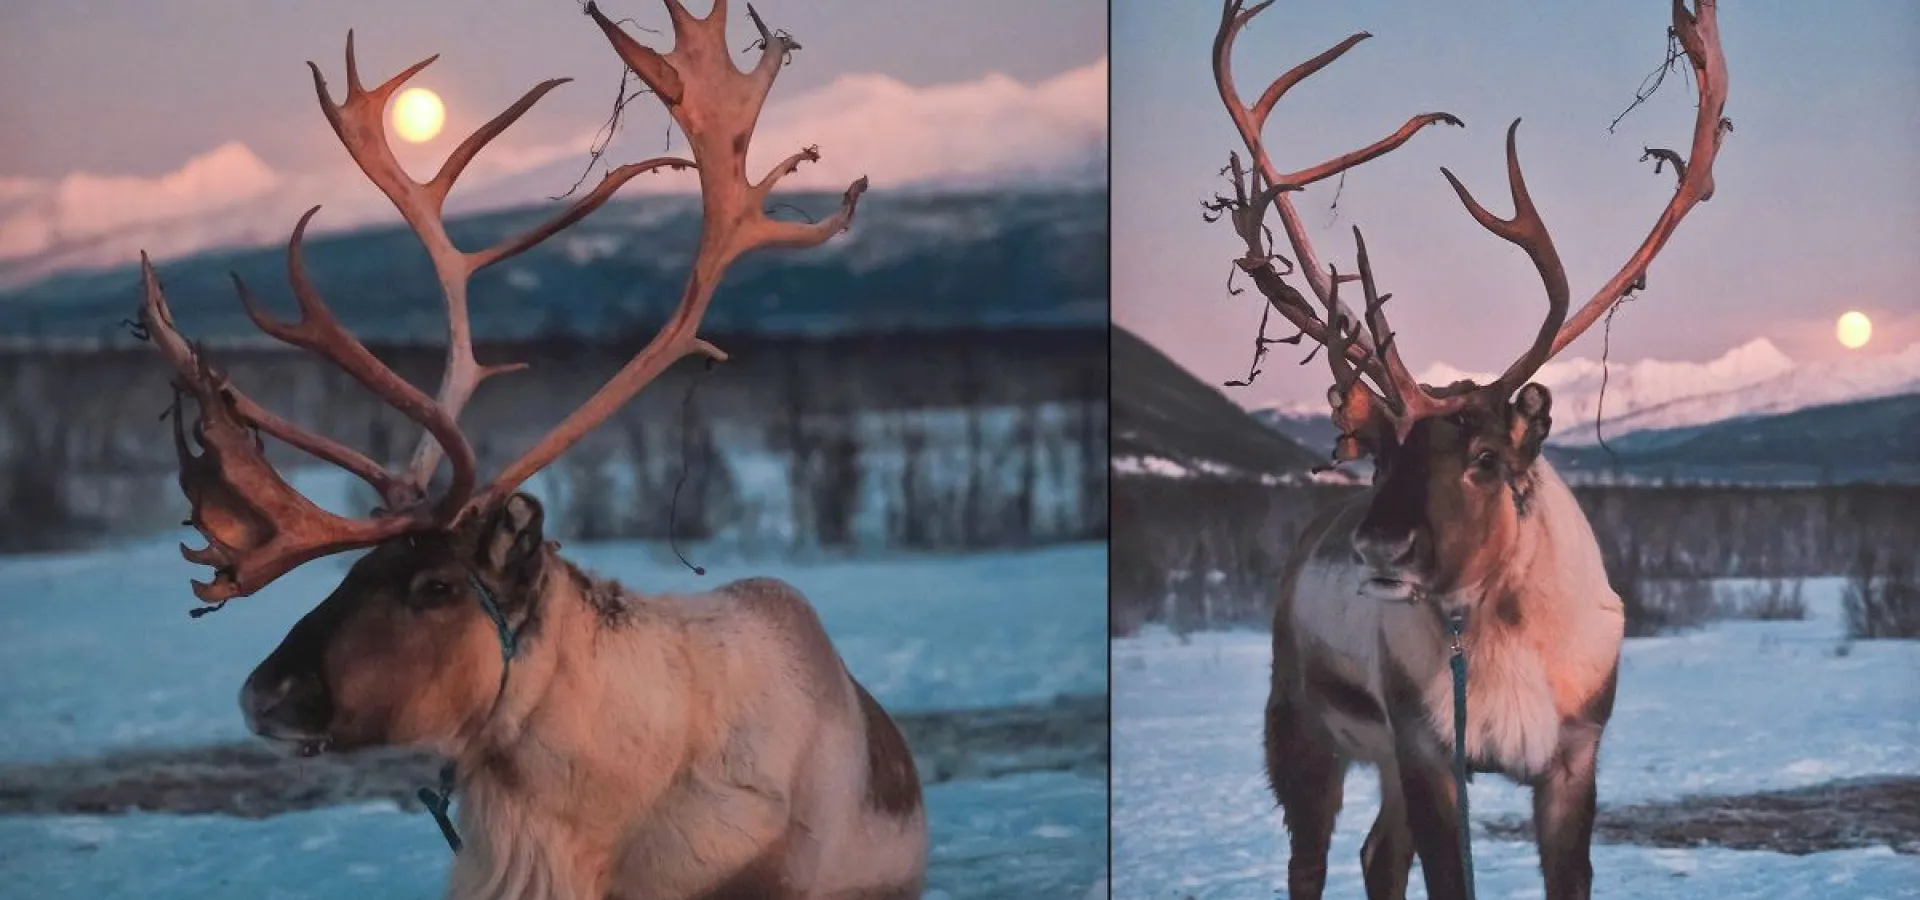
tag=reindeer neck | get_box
[1425,459,1568,633]
[444,557,695,900]
[1504,459,1585,578]
[1451,460,1611,649]
[452,553,713,857]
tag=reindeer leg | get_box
[1533,721,1603,899]
[1394,744,1466,900]
[1377,657,1467,900]
[1265,690,1347,900]
[1361,759,1414,899]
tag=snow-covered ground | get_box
[1113,579,1920,898]
[0,537,1106,764]
[0,539,1108,898]
[0,769,1107,900]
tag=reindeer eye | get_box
[1472,449,1500,473]
[409,576,457,607]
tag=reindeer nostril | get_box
[242,669,326,736]
[1354,528,1417,570]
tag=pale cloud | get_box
[741,56,1107,191]
[0,142,279,261]
[60,142,279,232]
[0,178,43,204]
[493,56,1109,195]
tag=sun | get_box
[391,88,445,143]
[1837,311,1872,350]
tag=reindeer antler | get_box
[466,0,866,513]
[140,256,432,604]
[304,31,684,505]
[142,5,859,606]
[1545,0,1729,359]
[1210,0,1729,460]
[1211,0,1462,458]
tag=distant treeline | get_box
[1112,474,1920,635]
[1,327,1107,555]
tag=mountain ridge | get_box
[1259,337,1920,448]
[0,189,1107,344]
[1258,392,1920,485]
[1113,325,1320,477]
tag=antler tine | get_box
[1321,270,1392,461]
[1548,0,1728,358]
[1438,119,1570,396]
[1212,156,1351,366]
[1213,157,1420,434]
[141,253,403,502]
[468,2,866,513]
[467,156,695,270]
[139,255,427,604]
[585,0,865,256]
[231,206,479,516]
[1251,30,1368,133]
[1289,112,1465,190]
[429,78,572,207]
[1213,0,1462,328]
[1321,272,1362,400]
[307,33,679,499]
[1351,226,1432,419]
[1214,159,1418,439]
[1212,0,1338,316]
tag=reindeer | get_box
[133,3,927,898]
[1208,2,1729,898]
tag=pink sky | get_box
[1113,1,1920,409]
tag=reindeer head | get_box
[240,495,548,755]
[140,0,864,755]
[1210,0,1728,601]
[1347,382,1554,599]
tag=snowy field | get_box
[1113,579,1920,899]
[0,770,1107,900]
[0,538,1108,898]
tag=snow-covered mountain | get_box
[1262,338,1920,447]
[0,58,1106,293]
[1583,343,1920,444]
[0,145,405,292]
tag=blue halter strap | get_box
[1446,609,1476,900]
[417,571,521,853]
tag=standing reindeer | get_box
[1209,1,1728,898]
[135,3,927,898]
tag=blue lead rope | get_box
[417,762,463,852]
[1446,611,1477,900]
[417,572,521,854]
[472,572,522,663]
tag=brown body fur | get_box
[241,496,927,900]
[1265,400,1624,900]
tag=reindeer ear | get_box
[1508,383,1552,465]
[479,493,545,577]
[1330,381,1397,462]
